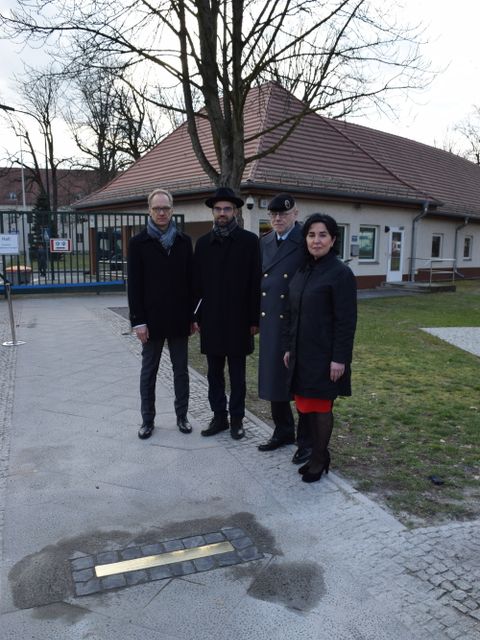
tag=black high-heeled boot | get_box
[298,449,329,475]
[302,456,330,483]
[300,412,333,484]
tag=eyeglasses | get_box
[213,206,234,214]
[151,206,172,213]
[269,211,292,218]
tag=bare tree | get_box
[0,119,49,209]
[455,108,480,165]
[65,63,163,186]
[9,65,71,212]
[115,84,163,161]
[1,0,430,189]
[65,67,124,186]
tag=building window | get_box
[172,213,185,231]
[334,225,347,260]
[431,234,442,258]
[7,192,17,200]
[359,226,377,260]
[259,219,272,236]
[463,236,472,260]
[76,233,84,244]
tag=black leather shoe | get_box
[177,416,192,434]
[201,414,229,437]
[292,447,312,464]
[138,423,154,439]
[230,417,245,440]
[258,436,295,452]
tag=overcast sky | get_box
[0,0,479,162]
[357,0,480,151]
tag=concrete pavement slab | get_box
[0,293,479,639]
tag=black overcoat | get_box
[127,228,193,340]
[285,250,357,399]
[258,223,304,401]
[193,226,261,356]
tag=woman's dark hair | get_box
[302,213,339,255]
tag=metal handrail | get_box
[410,258,456,285]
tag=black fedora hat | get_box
[205,187,244,209]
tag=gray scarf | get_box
[147,217,177,252]
[213,217,238,238]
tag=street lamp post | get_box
[0,102,51,208]
[1,102,53,273]
[0,103,32,267]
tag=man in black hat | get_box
[257,193,312,464]
[193,187,261,440]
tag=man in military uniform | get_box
[257,193,312,464]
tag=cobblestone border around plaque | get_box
[70,527,263,597]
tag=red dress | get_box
[294,395,333,414]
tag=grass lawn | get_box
[188,280,480,527]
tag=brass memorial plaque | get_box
[95,541,235,578]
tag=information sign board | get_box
[0,234,19,255]
[50,238,72,253]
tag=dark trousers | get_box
[271,401,295,441]
[206,354,246,418]
[140,336,189,424]
[271,401,312,448]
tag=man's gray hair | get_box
[148,188,173,208]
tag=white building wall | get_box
[246,199,417,280]
[176,195,479,281]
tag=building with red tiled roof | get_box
[0,167,101,210]
[73,83,480,287]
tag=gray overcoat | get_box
[258,223,304,401]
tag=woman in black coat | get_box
[284,213,357,483]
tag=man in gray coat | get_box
[257,193,312,464]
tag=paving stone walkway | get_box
[104,304,480,640]
[0,295,478,640]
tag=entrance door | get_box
[386,228,404,282]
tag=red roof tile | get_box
[74,83,480,219]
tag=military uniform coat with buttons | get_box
[258,223,305,401]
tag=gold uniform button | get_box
[261,312,266,317]
[280,294,285,299]
[279,314,284,319]
[283,273,288,278]
[262,292,266,296]
[264,273,268,277]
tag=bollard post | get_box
[2,279,26,347]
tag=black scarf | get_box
[213,217,238,238]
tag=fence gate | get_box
[0,210,184,294]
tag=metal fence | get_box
[0,210,184,294]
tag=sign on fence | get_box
[50,238,72,253]
[0,234,19,255]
